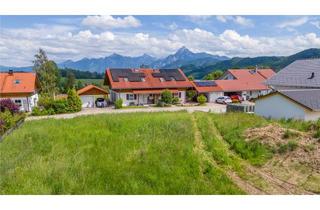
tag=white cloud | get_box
[1,24,320,67]
[277,17,309,28]
[82,15,141,29]
[216,16,254,27]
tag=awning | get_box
[132,89,179,94]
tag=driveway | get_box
[26,103,226,121]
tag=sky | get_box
[1,15,320,66]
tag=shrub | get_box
[52,99,68,114]
[186,90,196,101]
[197,94,207,105]
[172,97,180,105]
[313,130,320,138]
[161,90,173,104]
[66,88,82,112]
[0,110,15,134]
[114,99,123,109]
[0,99,19,113]
[282,129,297,139]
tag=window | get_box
[14,99,22,106]
[126,94,136,100]
[178,92,182,98]
[14,80,21,84]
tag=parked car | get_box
[95,98,107,108]
[215,96,232,104]
[230,95,242,103]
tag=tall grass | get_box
[211,113,273,166]
[0,112,242,194]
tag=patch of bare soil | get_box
[244,123,320,193]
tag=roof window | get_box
[14,79,21,84]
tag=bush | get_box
[0,99,19,113]
[0,109,25,135]
[161,90,173,104]
[282,129,298,139]
[197,94,207,105]
[186,90,196,101]
[114,99,123,109]
[278,140,298,154]
[32,89,82,116]
[66,88,82,112]
[172,97,180,105]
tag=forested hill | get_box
[181,48,320,79]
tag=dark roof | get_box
[110,68,145,82]
[279,89,320,111]
[194,80,217,87]
[267,59,320,88]
[152,69,186,81]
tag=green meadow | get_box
[0,112,319,194]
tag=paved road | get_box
[26,103,226,121]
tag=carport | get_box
[77,85,109,108]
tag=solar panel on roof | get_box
[110,68,145,82]
[194,80,217,87]
[152,69,186,81]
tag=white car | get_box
[215,96,232,104]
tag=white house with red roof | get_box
[105,68,193,106]
[192,68,276,102]
[0,70,39,112]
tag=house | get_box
[77,85,109,108]
[255,59,320,121]
[104,68,193,106]
[192,68,275,102]
[0,70,39,112]
[192,80,223,102]
[255,89,320,121]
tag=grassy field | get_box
[0,112,319,194]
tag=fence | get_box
[226,103,255,113]
[0,119,25,142]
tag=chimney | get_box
[8,69,13,75]
[255,65,258,73]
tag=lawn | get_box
[0,112,243,195]
[1,111,319,194]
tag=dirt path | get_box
[191,114,266,195]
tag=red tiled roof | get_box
[215,69,275,92]
[0,72,37,94]
[215,80,269,92]
[77,84,109,95]
[106,68,193,90]
[228,69,275,81]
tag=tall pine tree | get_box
[33,49,59,97]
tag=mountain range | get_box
[1,47,320,79]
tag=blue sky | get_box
[1,15,320,66]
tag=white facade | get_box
[206,92,224,102]
[1,93,39,112]
[255,93,320,121]
[110,90,187,106]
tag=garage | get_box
[77,85,109,108]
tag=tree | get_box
[66,88,82,112]
[76,80,85,90]
[186,90,196,101]
[161,89,173,104]
[197,94,207,105]
[33,49,59,97]
[188,75,194,81]
[65,71,76,90]
[203,70,223,80]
